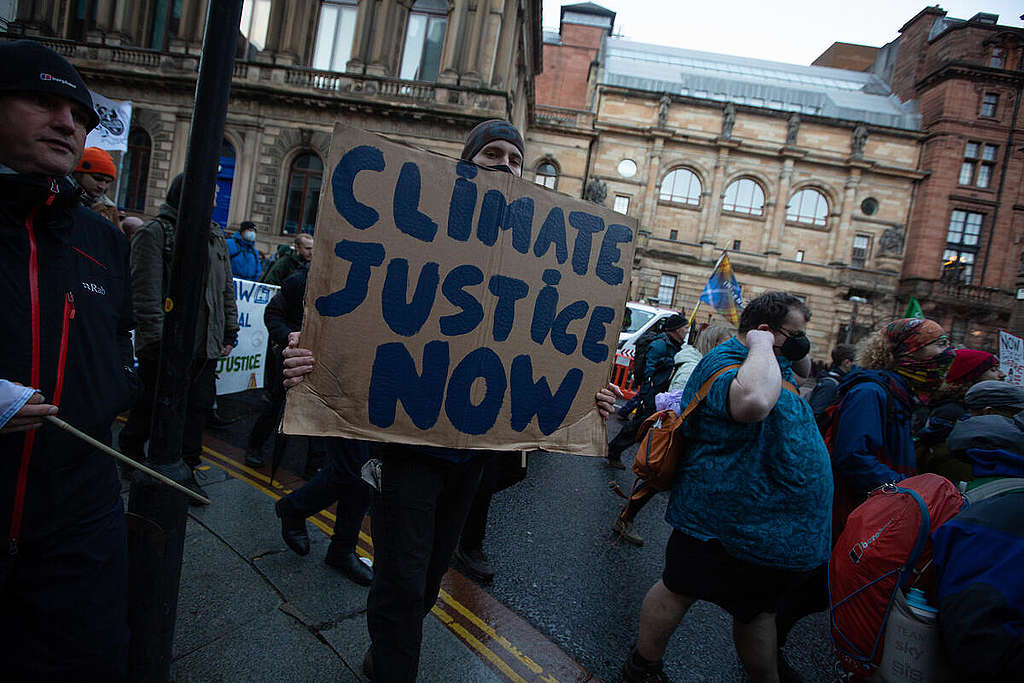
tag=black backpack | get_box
[629,320,667,385]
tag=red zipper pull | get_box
[45,178,58,206]
[66,292,76,319]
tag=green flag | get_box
[904,297,923,319]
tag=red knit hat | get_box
[74,147,116,179]
[944,349,998,385]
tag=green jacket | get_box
[261,250,303,287]
[130,203,239,360]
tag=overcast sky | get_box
[543,1,1023,66]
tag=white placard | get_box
[215,278,279,395]
[999,330,1024,387]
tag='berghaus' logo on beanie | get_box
[40,73,77,89]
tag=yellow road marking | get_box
[433,606,529,683]
[196,444,539,681]
[438,589,554,679]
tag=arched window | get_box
[787,188,829,227]
[399,0,448,82]
[534,162,557,189]
[722,178,765,216]
[659,168,701,205]
[282,153,324,235]
[118,128,151,212]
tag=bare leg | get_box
[636,580,695,661]
[732,612,780,683]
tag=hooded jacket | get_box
[130,203,239,360]
[667,343,703,392]
[831,368,917,496]
[942,412,1024,482]
[225,230,262,280]
[0,168,137,545]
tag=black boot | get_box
[622,645,669,683]
[274,498,310,555]
[325,550,373,586]
[455,545,496,583]
[244,447,264,468]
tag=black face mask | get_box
[774,329,811,362]
[484,164,515,175]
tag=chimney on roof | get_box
[560,2,616,36]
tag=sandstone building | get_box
[2,0,542,254]
[531,3,925,348]
[881,8,1023,347]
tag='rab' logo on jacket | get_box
[81,282,106,295]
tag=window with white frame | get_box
[787,188,828,227]
[942,210,983,284]
[240,0,271,52]
[312,0,358,72]
[399,0,448,82]
[722,178,765,216]
[959,142,997,188]
[659,168,701,205]
[534,162,557,189]
[657,274,676,306]
[851,234,871,268]
[613,195,630,214]
[990,47,1005,69]
[980,93,999,118]
[795,249,804,262]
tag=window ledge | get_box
[784,220,829,232]
[657,199,702,211]
[720,209,766,222]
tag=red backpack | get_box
[828,474,963,679]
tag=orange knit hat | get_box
[75,147,116,179]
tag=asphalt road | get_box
[213,391,841,682]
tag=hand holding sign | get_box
[283,124,637,455]
[283,331,315,389]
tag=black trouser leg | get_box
[775,565,827,647]
[182,358,216,468]
[366,449,486,683]
[119,355,159,460]
[459,456,497,552]
[0,500,128,681]
[281,438,371,558]
[608,415,641,460]
[247,390,284,452]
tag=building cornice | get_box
[915,61,1024,93]
[595,84,924,139]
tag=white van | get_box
[618,302,679,359]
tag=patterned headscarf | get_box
[885,318,953,399]
[460,119,525,162]
[885,318,946,359]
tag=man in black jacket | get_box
[0,40,137,679]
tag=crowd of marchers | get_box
[1,40,1021,683]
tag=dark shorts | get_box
[662,529,813,624]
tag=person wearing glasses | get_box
[621,292,831,683]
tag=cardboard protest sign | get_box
[282,123,636,455]
[215,278,278,395]
[1000,330,1023,387]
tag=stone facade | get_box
[883,8,1024,346]
[528,5,923,351]
[4,0,542,257]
